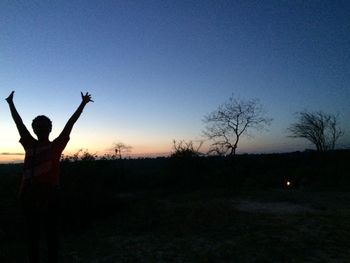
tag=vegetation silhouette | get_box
[171,140,203,158]
[203,95,272,156]
[5,91,93,263]
[288,111,344,152]
[113,142,132,160]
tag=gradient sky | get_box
[1,0,349,163]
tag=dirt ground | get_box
[232,199,317,214]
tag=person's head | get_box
[32,115,52,140]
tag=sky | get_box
[1,0,349,163]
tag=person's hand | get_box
[81,92,94,104]
[6,91,14,104]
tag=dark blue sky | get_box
[1,0,349,160]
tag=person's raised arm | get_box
[6,91,31,138]
[59,92,93,138]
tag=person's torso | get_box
[22,141,61,188]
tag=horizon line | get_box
[1,148,349,165]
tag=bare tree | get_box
[203,95,272,156]
[288,111,344,151]
[114,142,132,159]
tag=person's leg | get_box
[22,192,41,263]
[45,189,59,263]
[26,214,40,263]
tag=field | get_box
[1,151,350,262]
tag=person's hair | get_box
[32,115,52,134]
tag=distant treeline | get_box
[2,149,350,192]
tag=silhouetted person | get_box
[6,91,93,263]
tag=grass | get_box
[2,188,349,262]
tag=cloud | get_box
[0,152,24,156]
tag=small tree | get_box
[114,142,132,159]
[288,111,344,151]
[171,140,203,158]
[203,95,272,156]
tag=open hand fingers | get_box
[81,91,94,103]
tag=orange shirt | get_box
[19,133,69,192]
